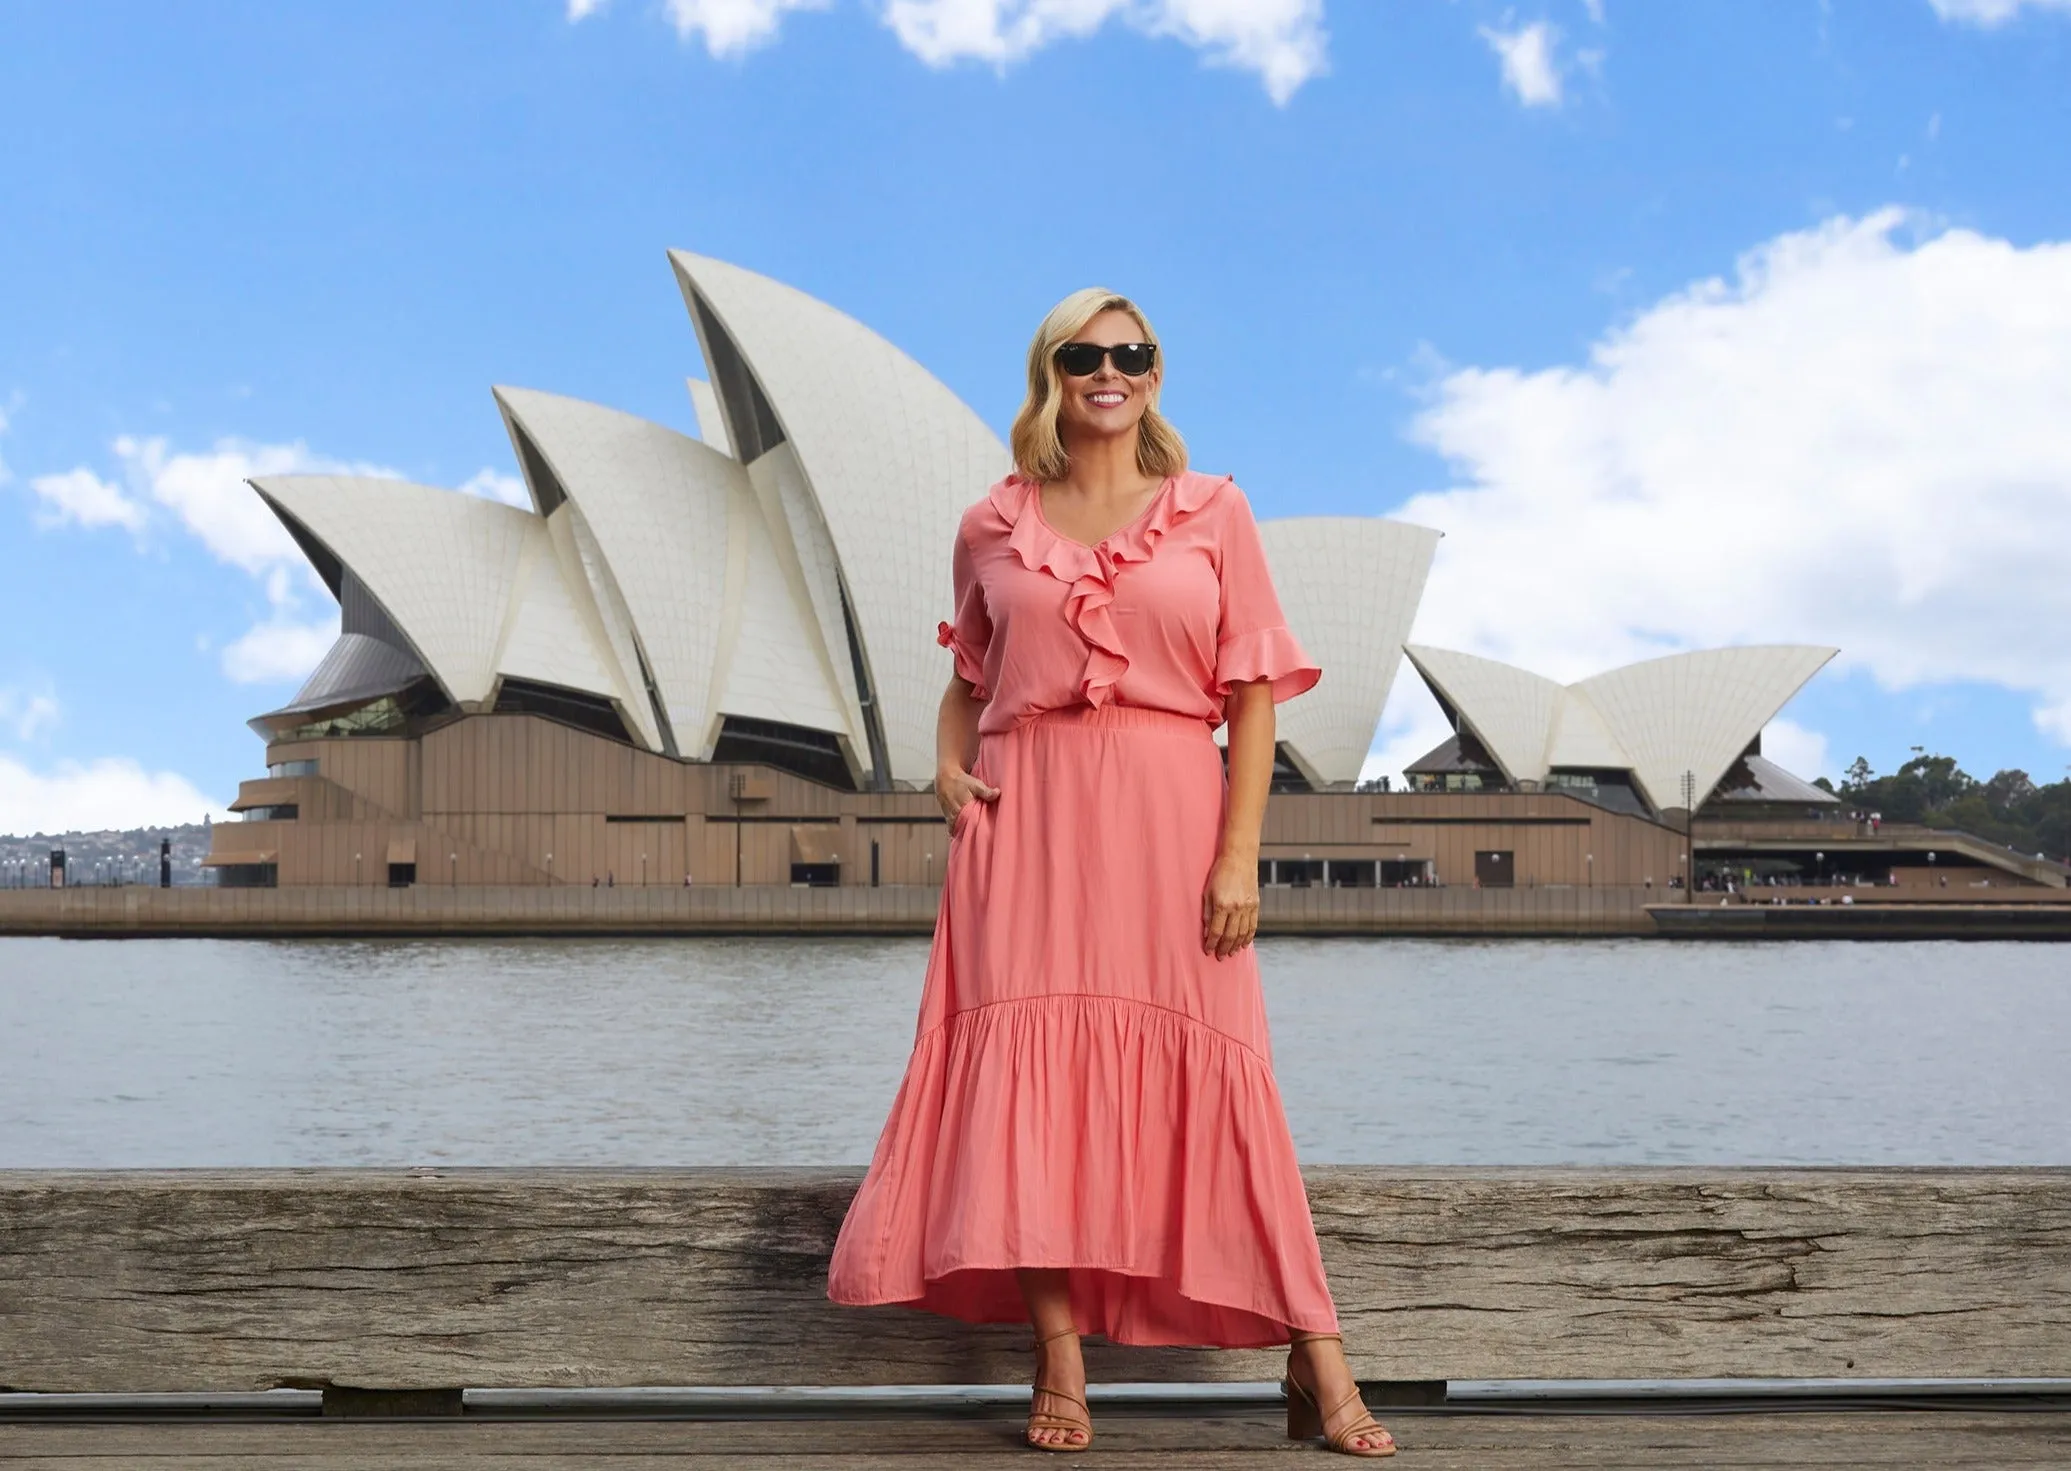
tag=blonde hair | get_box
[1009,288,1188,485]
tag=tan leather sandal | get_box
[1026,1326,1093,1452]
[1285,1332,1397,1457]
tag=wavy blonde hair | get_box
[1009,288,1188,485]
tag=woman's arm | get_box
[935,675,999,821]
[1203,678,1273,958]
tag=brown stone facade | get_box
[210,712,1694,891]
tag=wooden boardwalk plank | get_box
[1,1412,2067,1467]
[6,1168,2068,1390]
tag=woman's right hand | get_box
[937,764,1001,827]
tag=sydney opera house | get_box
[207,253,1881,893]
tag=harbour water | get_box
[2,936,2063,1169]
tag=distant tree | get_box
[1898,754,1975,815]
[1984,769,2038,811]
[1817,754,2067,863]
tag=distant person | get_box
[825,290,1392,1457]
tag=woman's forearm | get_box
[936,676,985,780]
[1219,681,1275,861]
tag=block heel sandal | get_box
[1285,1332,1396,1457]
[1026,1327,1092,1453]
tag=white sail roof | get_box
[1260,517,1441,787]
[686,378,732,457]
[258,252,1787,804]
[1403,645,1565,787]
[1574,645,1838,810]
[709,471,855,748]
[670,250,1012,786]
[497,385,862,766]
[253,476,532,707]
[494,387,738,754]
[1408,643,1839,810]
[493,519,625,705]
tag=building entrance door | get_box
[1474,850,1515,888]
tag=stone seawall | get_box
[0,884,1658,939]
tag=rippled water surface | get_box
[2,936,2063,1166]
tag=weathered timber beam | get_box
[1,1167,2066,1392]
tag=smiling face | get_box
[1053,308,1162,450]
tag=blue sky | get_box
[4,0,2070,829]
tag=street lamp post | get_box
[1681,769,1696,899]
[1815,850,1825,887]
[730,773,744,888]
[450,852,458,887]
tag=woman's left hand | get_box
[1201,852,1259,959]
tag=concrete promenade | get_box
[8,884,2068,939]
[0,883,1660,938]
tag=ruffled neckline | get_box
[988,471,1224,581]
[986,471,1229,707]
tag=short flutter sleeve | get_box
[936,521,992,700]
[1213,487,1322,703]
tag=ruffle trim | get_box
[825,992,1338,1347]
[935,619,989,700]
[986,472,1227,709]
[1214,625,1323,703]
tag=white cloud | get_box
[574,0,1328,102]
[1929,0,2071,24]
[456,466,531,507]
[0,754,230,834]
[1370,209,2071,782]
[662,0,830,56]
[1581,0,1605,22]
[24,436,521,687]
[27,467,149,533]
[885,0,1328,104]
[1480,20,1563,107]
[111,434,389,574]
[0,686,61,743]
[1760,718,1831,783]
[220,615,341,685]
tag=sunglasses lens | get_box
[1111,343,1155,376]
[1056,343,1105,376]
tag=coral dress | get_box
[825,469,1339,1348]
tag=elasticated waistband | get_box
[1011,703,1215,737]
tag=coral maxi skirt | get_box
[826,704,1340,1347]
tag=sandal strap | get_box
[1321,1384,1392,1450]
[1028,1383,1092,1439]
[1028,1331,1092,1444]
[1031,1384,1088,1415]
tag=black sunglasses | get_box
[1054,341,1158,378]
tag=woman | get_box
[827,289,1395,1458]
